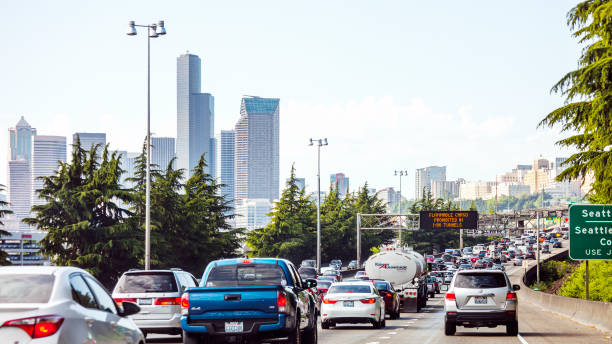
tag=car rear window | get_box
[115,272,178,293]
[205,264,287,287]
[454,273,507,289]
[298,267,316,279]
[317,281,332,289]
[328,285,371,294]
[0,274,55,303]
[374,282,390,291]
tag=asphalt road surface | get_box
[147,248,611,344]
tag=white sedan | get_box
[0,266,145,344]
[320,281,385,329]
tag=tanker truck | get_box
[364,248,428,312]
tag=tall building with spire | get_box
[7,117,36,226]
[176,53,215,178]
[9,116,36,161]
[234,97,280,206]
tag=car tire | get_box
[444,320,456,336]
[506,320,518,336]
[381,318,386,328]
[183,330,203,344]
[287,316,301,344]
[303,312,317,344]
[321,320,330,329]
[373,317,382,329]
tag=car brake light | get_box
[445,292,456,300]
[322,298,337,304]
[180,293,189,308]
[113,297,137,306]
[386,292,392,298]
[154,297,181,305]
[2,315,64,339]
[277,291,287,312]
[506,292,517,300]
[360,298,376,304]
[240,259,252,264]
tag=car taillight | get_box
[445,292,456,300]
[506,292,517,300]
[154,297,181,305]
[2,315,64,339]
[322,298,337,304]
[180,293,189,308]
[360,298,376,304]
[277,291,287,313]
[386,292,392,298]
[113,297,137,306]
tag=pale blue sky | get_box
[0,1,581,197]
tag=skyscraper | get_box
[220,130,235,210]
[234,97,280,206]
[120,152,140,188]
[31,136,67,206]
[9,116,36,161]
[330,173,350,198]
[415,166,446,199]
[176,53,215,178]
[295,178,306,191]
[73,132,106,157]
[7,160,31,221]
[152,137,175,171]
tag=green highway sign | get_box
[569,204,612,260]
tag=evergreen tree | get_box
[24,139,141,287]
[246,165,317,263]
[540,1,612,203]
[0,184,13,265]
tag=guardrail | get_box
[518,250,612,333]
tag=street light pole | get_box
[394,170,407,248]
[127,20,166,270]
[309,138,328,273]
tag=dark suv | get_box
[373,280,401,319]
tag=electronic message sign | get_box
[419,211,478,230]
[569,204,612,260]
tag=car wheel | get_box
[287,316,301,344]
[506,320,518,336]
[444,320,456,336]
[302,312,317,344]
[182,330,203,344]
[372,317,382,329]
[381,318,386,328]
[321,320,330,329]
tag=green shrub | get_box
[558,261,612,302]
[530,281,550,290]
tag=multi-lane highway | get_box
[147,247,610,344]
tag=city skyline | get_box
[0,2,579,199]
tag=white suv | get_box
[444,269,520,336]
[112,268,198,338]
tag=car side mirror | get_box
[304,278,317,289]
[512,285,520,291]
[119,301,141,317]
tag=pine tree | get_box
[540,1,612,203]
[0,184,13,265]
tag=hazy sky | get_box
[0,1,582,198]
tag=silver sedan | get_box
[0,266,145,344]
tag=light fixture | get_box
[309,138,314,146]
[323,138,328,145]
[157,21,166,35]
[127,21,137,36]
[149,24,159,38]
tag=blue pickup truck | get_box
[181,257,319,344]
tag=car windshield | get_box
[454,273,507,289]
[115,272,178,293]
[0,274,54,303]
[328,285,371,294]
[322,270,338,275]
[206,264,287,287]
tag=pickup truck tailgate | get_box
[187,286,281,318]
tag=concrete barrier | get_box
[518,251,612,333]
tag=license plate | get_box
[225,322,243,333]
[343,301,354,307]
[138,298,152,305]
[475,296,487,304]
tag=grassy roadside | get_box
[529,260,579,292]
[557,261,612,302]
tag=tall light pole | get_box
[395,170,407,248]
[309,138,328,273]
[127,20,166,270]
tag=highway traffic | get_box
[145,244,609,344]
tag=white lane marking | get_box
[386,332,397,335]
[517,333,529,344]
[365,342,380,344]
[379,336,390,339]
